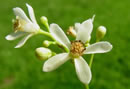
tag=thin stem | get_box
[89,54,94,68]
[84,54,95,89]
[46,23,50,32]
[38,29,52,38]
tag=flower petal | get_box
[26,3,39,29]
[15,34,33,48]
[74,57,92,84]
[74,23,80,32]
[76,19,93,43]
[84,41,112,54]
[50,24,71,49]
[23,22,38,32]
[13,7,31,22]
[43,53,70,72]
[5,31,26,40]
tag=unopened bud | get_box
[35,47,52,60]
[40,16,48,24]
[40,16,49,29]
[67,26,76,37]
[96,26,106,41]
[43,40,56,47]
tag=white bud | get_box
[35,47,52,60]
[96,26,107,41]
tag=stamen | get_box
[13,19,21,32]
[13,16,26,32]
[67,26,76,37]
[70,40,86,58]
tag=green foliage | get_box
[0,0,129,89]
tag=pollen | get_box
[70,40,86,58]
[13,19,20,32]
[13,16,24,32]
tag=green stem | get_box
[38,29,53,39]
[85,54,95,89]
[85,85,89,89]
[46,23,50,32]
[89,54,94,68]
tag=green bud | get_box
[96,26,106,41]
[40,16,49,30]
[35,47,52,60]
[43,40,56,47]
[43,40,50,47]
[40,16,48,24]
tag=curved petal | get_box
[13,7,31,22]
[5,31,26,40]
[43,53,70,72]
[74,57,92,84]
[76,19,93,43]
[84,41,112,54]
[26,4,39,26]
[15,34,33,48]
[50,24,71,49]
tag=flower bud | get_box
[43,40,50,47]
[96,26,106,41]
[35,47,52,60]
[43,40,56,47]
[40,16,48,24]
[40,16,49,29]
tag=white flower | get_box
[5,4,40,48]
[43,18,112,84]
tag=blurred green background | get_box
[0,0,130,89]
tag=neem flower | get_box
[43,18,112,84]
[5,4,40,48]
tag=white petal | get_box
[26,3,39,29]
[50,24,71,49]
[74,57,92,84]
[15,34,33,48]
[23,23,38,32]
[13,7,31,22]
[76,19,93,43]
[74,23,81,32]
[92,15,95,22]
[43,53,70,72]
[5,31,26,40]
[84,41,112,54]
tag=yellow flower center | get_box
[13,16,26,32]
[70,40,86,58]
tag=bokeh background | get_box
[0,0,130,89]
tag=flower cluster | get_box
[5,4,112,86]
